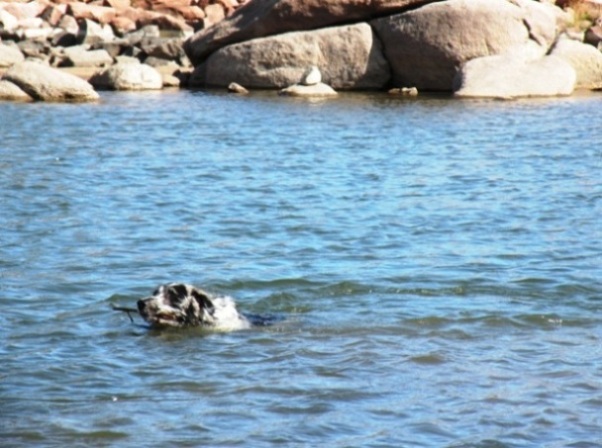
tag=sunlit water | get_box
[1,90,601,447]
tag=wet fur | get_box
[137,283,251,330]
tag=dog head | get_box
[137,283,216,327]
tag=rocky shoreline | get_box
[1,0,602,101]
[1,0,247,99]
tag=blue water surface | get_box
[1,90,601,447]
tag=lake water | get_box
[1,90,601,447]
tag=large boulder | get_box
[371,0,561,91]
[453,54,576,98]
[184,0,441,65]
[550,38,602,89]
[190,23,390,90]
[2,61,99,101]
[89,62,163,90]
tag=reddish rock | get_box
[104,0,132,11]
[146,13,193,34]
[69,3,117,25]
[118,6,160,25]
[137,3,207,23]
[193,0,211,8]
[215,0,235,16]
[117,6,191,33]
[2,1,47,21]
[203,4,225,27]
[130,0,191,16]
[110,15,137,34]
[40,4,68,27]
[178,6,206,22]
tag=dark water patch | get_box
[408,353,448,365]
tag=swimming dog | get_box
[114,283,251,330]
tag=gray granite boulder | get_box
[60,46,114,68]
[453,54,576,99]
[550,38,602,89]
[190,23,390,90]
[2,61,99,101]
[184,0,440,65]
[371,0,561,91]
[89,62,163,90]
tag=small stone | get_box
[300,66,322,86]
[388,86,418,96]
[279,82,337,97]
[228,82,249,94]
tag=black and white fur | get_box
[136,283,251,330]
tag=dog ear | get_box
[191,289,214,312]
[166,284,189,306]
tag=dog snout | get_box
[137,299,148,316]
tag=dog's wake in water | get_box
[113,283,265,331]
